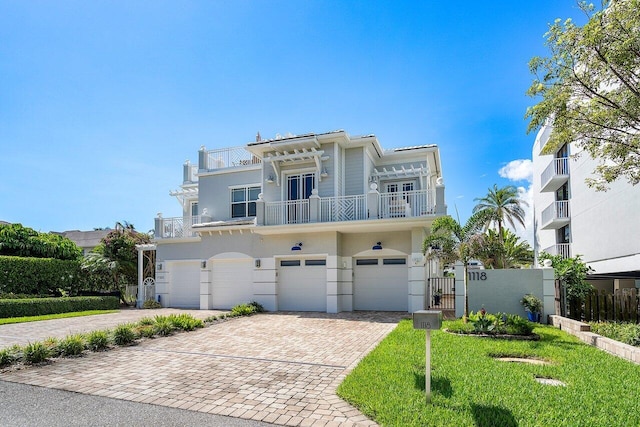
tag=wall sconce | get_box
[255,259,261,268]
[372,242,382,250]
[266,175,275,183]
[201,260,207,269]
[320,167,328,178]
[291,242,303,251]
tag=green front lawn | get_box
[0,310,119,325]
[338,319,640,427]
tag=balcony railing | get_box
[541,200,570,229]
[380,190,435,219]
[320,194,367,222]
[156,215,200,239]
[199,146,261,171]
[543,243,571,259]
[265,199,310,225]
[541,157,569,192]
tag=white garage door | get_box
[211,258,254,309]
[169,261,201,308]
[354,258,408,311]
[278,259,327,312]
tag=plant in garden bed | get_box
[58,334,86,356]
[446,311,534,337]
[86,330,110,351]
[112,324,137,346]
[0,348,16,367]
[23,341,51,364]
[153,316,175,336]
[589,321,640,347]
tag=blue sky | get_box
[0,1,586,241]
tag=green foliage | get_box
[338,319,640,426]
[99,225,152,285]
[526,0,640,189]
[42,336,62,357]
[0,223,82,260]
[0,348,15,367]
[23,341,50,364]
[0,255,83,296]
[447,311,534,337]
[520,294,543,313]
[86,330,110,351]
[0,296,119,318]
[590,321,640,347]
[472,228,534,269]
[153,316,175,336]
[135,324,157,338]
[539,252,594,303]
[166,313,204,331]
[111,324,136,346]
[0,310,118,325]
[58,334,86,356]
[142,300,162,309]
[231,303,258,316]
[137,316,155,326]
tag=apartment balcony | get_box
[540,157,569,192]
[155,188,444,239]
[541,200,571,230]
[543,243,571,259]
[198,146,261,171]
[154,215,200,239]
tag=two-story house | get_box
[153,130,446,313]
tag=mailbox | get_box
[413,310,442,330]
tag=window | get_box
[231,186,260,218]
[287,173,315,200]
[190,202,198,217]
[556,183,569,201]
[280,260,301,267]
[356,259,379,266]
[383,258,406,265]
[557,225,571,244]
[305,259,326,266]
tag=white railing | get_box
[541,200,570,225]
[541,157,569,188]
[187,164,198,182]
[265,199,309,225]
[158,215,200,238]
[380,190,435,219]
[543,243,571,259]
[320,194,367,222]
[203,146,261,170]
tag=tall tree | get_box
[472,228,534,269]
[422,211,489,320]
[473,184,528,268]
[526,0,640,190]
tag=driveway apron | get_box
[1,312,403,427]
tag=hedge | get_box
[0,296,119,318]
[0,255,83,295]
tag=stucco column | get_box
[198,145,207,171]
[256,194,265,226]
[309,189,320,222]
[154,213,163,239]
[183,160,191,182]
[367,183,380,219]
[435,178,446,215]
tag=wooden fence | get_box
[563,286,640,323]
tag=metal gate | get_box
[427,277,455,310]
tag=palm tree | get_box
[422,211,489,320]
[473,184,528,267]
[472,228,534,269]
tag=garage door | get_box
[169,261,200,308]
[211,258,254,309]
[354,258,408,311]
[278,259,327,312]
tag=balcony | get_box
[155,215,200,239]
[543,243,571,259]
[541,200,570,230]
[198,146,261,171]
[540,157,569,192]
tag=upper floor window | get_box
[190,201,198,217]
[231,186,260,218]
[557,143,569,159]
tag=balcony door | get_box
[286,172,315,223]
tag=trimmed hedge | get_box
[0,255,83,295]
[0,296,119,318]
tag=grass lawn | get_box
[0,310,119,325]
[338,319,640,427]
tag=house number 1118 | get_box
[468,271,487,281]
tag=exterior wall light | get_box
[372,242,382,250]
[255,259,261,268]
[266,175,275,183]
[291,243,303,251]
[321,168,328,178]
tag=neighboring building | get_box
[532,124,640,292]
[55,229,110,255]
[154,130,447,313]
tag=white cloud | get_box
[497,159,534,246]
[499,159,533,183]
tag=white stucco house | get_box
[532,123,640,292]
[153,130,447,313]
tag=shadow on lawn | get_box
[471,404,517,427]
[413,372,453,398]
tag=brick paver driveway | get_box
[1,311,403,426]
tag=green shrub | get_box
[0,255,83,296]
[135,324,157,338]
[0,296,119,318]
[86,330,110,351]
[0,348,15,367]
[42,336,62,357]
[231,303,258,316]
[58,334,86,356]
[249,301,265,312]
[142,300,162,309]
[23,342,50,364]
[506,314,534,335]
[153,316,175,336]
[112,324,136,346]
[590,321,640,346]
[137,316,155,326]
[166,313,204,331]
[447,312,533,336]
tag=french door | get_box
[286,173,315,223]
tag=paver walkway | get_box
[0,308,225,349]
[1,311,403,426]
